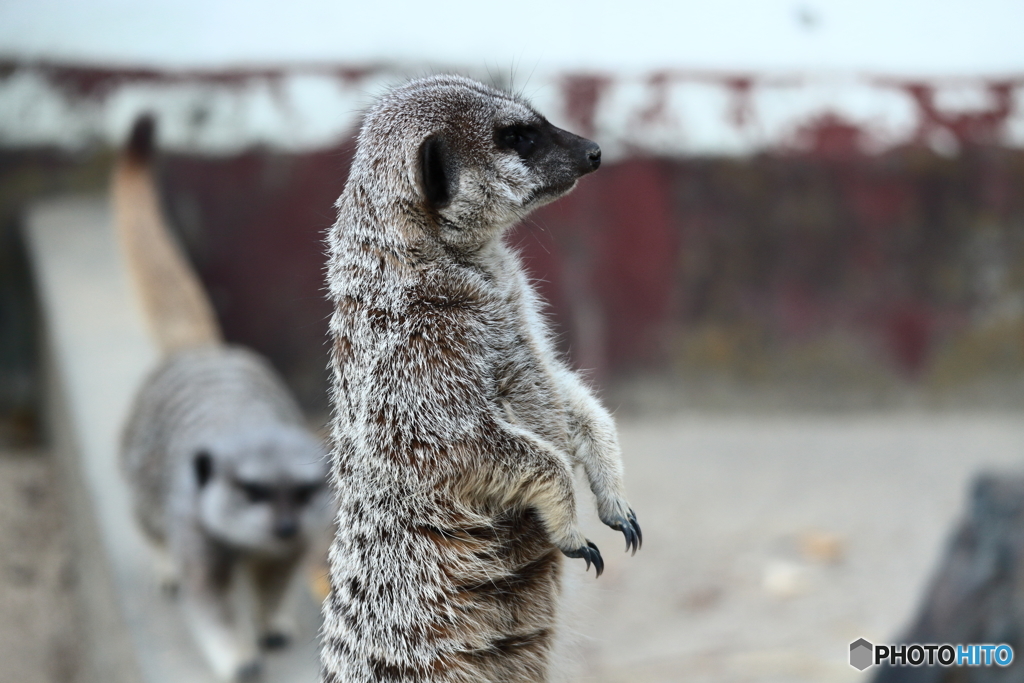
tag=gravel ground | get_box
[0,448,79,683]
[2,413,1023,683]
[567,413,1024,682]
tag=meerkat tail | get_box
[111,114,222,354]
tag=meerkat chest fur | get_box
[334,239,570,482]
[323,75,639,683]
[480,246,569,443]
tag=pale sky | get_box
[0,0,1022,75]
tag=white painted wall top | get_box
[1,1,1022,156]
[1,0,1022,75]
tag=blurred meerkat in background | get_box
[115,115,332,682]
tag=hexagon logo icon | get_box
[850,638,874,670]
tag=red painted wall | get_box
[158,139,1024,405]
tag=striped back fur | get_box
[121,345,312,546]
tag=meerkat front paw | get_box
[150,548,181,597]
[601,507,642,555]
[595,493,642,554]
[560,539,604,577]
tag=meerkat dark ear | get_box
[419,134,456,210]
[193,450,213,489]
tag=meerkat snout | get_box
[273,516,299,540]
[492,119,602,190]
[537,124,601,174]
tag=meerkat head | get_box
[190,427,330,555]
[350,75,601,249]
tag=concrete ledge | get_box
[24,196,322,683]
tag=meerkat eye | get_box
[193,450,213,488]
[496,125,539,158]
[292,483,321,506]
[238,481,274,503]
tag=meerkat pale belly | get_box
[322,76,641,683]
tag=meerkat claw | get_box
[603,508,643,555]
[623,525,636,555]
[628,508,642,554]
[589,541,605,576]
[562,540,604,577]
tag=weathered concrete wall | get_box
[146,143,1024,404]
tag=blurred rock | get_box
[874,472,1024,683]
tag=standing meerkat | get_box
[322,75,641,682]
[114,116,332,681]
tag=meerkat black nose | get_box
[274,518,299,539]
[574,140,600,174]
